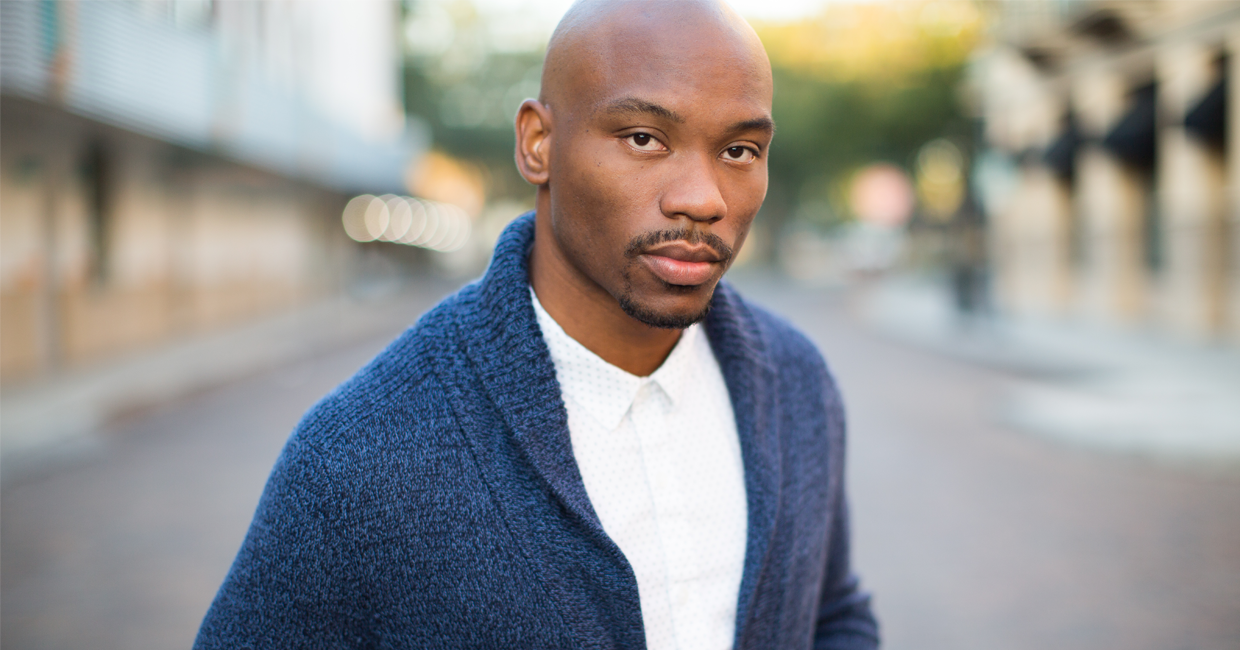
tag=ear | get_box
[515,99,552,186]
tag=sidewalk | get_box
[860,274,1240,468]
[0,279,462,483]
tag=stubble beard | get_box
[616,228,733,330]
[617,277,714,329]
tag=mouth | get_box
[639,242,725,287]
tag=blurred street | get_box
[3,275,1238,650]
[5,1,1240,648]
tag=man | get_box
[196,1,878,648]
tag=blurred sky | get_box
[463,0,845,39]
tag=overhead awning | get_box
[1043,117,1080,178]
[0,1,423,196]
[1185,78,1226,146]
[1102,84,1157,169]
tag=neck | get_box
[528,202,681,377]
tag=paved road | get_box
[3,277,1239,649]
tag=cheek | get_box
[548,139,655,286]
[559,146,629,216]
[721,168,768,240]
[564,138,666,214]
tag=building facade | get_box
[972,0,1240,344]
[0,0,423,384]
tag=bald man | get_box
[196,1,878,649]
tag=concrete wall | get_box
[0,98,352,384]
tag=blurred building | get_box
[972,0,1240,344]
[0,0,422,384]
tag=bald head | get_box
[540,0,771,114]
[516,0,775,349]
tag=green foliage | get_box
[766,63,970,230]
[403,51,542,200]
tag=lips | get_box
[640,242,724,286]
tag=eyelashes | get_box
[621,133,760,163]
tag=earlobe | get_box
[515,99,552,186]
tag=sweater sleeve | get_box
[194,433,371,650]
[813,494,880,648]
[812,371,881,649]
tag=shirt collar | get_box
[530,287,700,430]
[647,322,699,407]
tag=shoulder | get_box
[287,283,482,465]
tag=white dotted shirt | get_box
[531,288,749,650]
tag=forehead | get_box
[556,10,772,124]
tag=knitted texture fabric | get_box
[194,212,879,650]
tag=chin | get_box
[617,284,716,329]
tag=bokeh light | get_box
[343,194,472,253]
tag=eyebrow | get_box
[732,116,776,135]
[602,97,684,123]
[601,96,775,138]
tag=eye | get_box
[722,145,757,163]
[624,132,666,152]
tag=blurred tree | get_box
[402,0,543,204]
[754,0,982,250]
[766,66,970,227]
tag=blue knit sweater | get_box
[195,212,879,649]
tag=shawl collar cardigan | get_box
[196,212,878,650]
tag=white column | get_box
[1073,69,1148,323]
[1228,29,1240,343]
[1156,42,1226,339]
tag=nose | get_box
[660,152,726,224]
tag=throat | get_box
[530,284,682,377]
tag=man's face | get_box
[544,16,773,328]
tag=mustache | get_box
[623,228,734,263]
